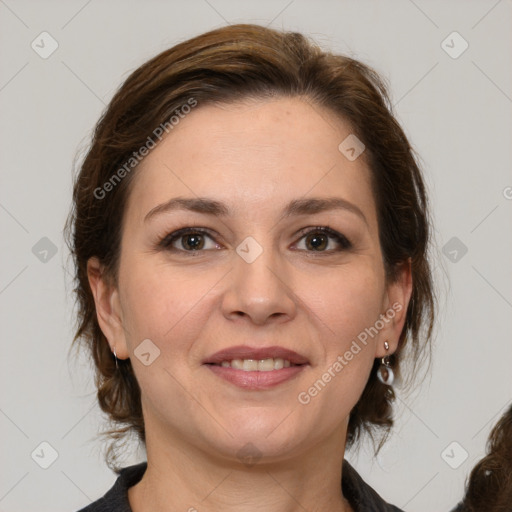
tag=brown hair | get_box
[64,23,436,471]
[458,405,512,512]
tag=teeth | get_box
[217,358,297,371]
[273,358,284,370]
[231,359,244,370]
[242,359,258,371]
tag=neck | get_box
[128,418,353,512]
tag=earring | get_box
[113,345,119,369]
[377,341,394,386]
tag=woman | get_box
[65,23,435,512]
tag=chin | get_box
[204,414,307,463]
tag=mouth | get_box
[202,345,309,389]
[206,358,303,371]
[202,345,309,366]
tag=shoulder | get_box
[74,462,147,512]
[342,459,404,512]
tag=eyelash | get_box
[157,226,352,255]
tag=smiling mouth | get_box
[205,359,307,389]
[206,358,305,371]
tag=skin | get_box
[88,96,412,512]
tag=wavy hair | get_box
[458,405,512,512]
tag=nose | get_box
[221,241,297,326]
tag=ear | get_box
[375,257,413,358]
[87,256,130,359]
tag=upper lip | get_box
[203,345,309,365]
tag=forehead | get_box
[124,97,377,228]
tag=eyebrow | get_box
[144,196,368,226]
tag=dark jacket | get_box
[76,459,404,512]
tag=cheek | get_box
[304,265,384,348]
[119,256,217,351]
[297,274,380,428]
[118,262,216,410]
[293,265,383,402]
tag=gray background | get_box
[1,1,511,511]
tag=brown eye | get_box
[180,233,205,250]
[304,232,328,251]
[158,228,220,252]
[295,227,352,252]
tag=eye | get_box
[158,227,221,252]
[157,225,352,255]
[293,226,352,252]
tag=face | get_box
[89,96,411,464]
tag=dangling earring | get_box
[113,345,119,369]
[377,340,394,386]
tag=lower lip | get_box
[205,364,307,389]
